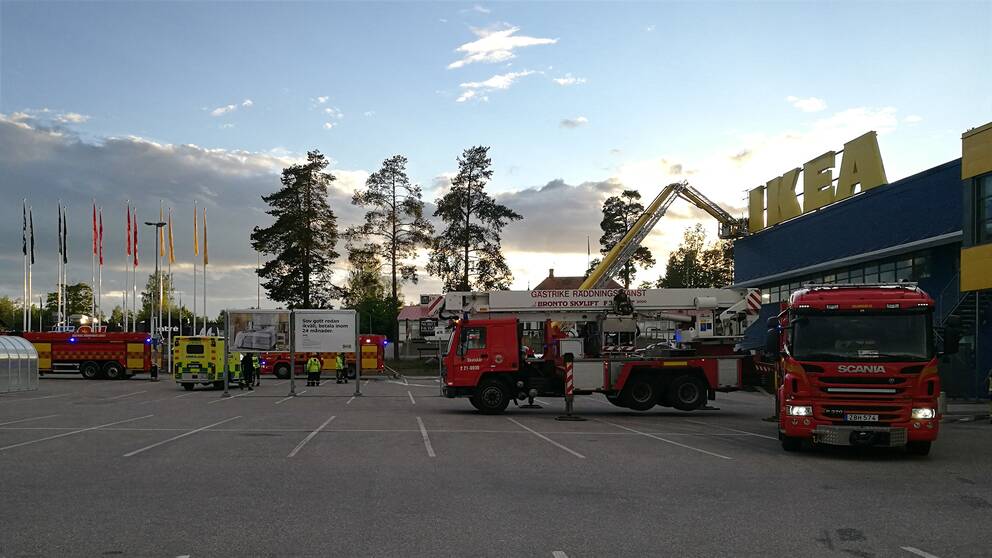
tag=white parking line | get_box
[597,419,732,460]
[416,416,436,457]
[346,396,355,405]
[124,416,240,457]
[507,418,585,459]
[273,380,288,386]
[552,552,569,558]
[408,391,416,405]
[901,547,941,558]
[535,399,553,406]
[104,390,148,401]
[207,391,250,404]
[174,392,197,398]
[0,415,153,452]
[275,390,306,405]
[0,414,59,426]
[0,393,70,402]
[288,415,337,458]
[684,419,777,441]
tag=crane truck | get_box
[768,283,959,455]
[440,287,761,413]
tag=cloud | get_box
[220,123,235,129]
[904,114,923,124]
[456,70,535,102]
[0,113,366,315]
[645,24,656,32]
[210,99,253,117]
[363,111,376,117]
[786,95,827,113]
[323,122,335,130]
[466,5,490,14]
[448,25,557,69]
[55,112,90,124]
[552,73,586,86]
[241,99,253,108]
[559,116,588,129]
[323,107,344,119]
[315,96,329,104]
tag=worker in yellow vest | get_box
[305,356,321,387]
[335,353,347,384]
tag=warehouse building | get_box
[734,125,992,397]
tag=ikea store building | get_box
[734,123,992,398]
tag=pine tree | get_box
[657,224,734,288]
[598,190,656,288]
[349,155,433,356]
[427,146,522,291]
[251,150,340,309]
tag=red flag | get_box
[92,203,97,255]
[126,204,132,256]
[132,209,138,267]
[98,209,104,266]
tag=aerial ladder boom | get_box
[581,181,748,289]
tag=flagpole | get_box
[22,200,27,331]
[92,201,96,324]
[123,202,129,332]
[132,209,138,333]
[98,207,104,328]
[193,200,198,335]
[202,206,207,334]
[57,201,63,327]
[28,206,33,332]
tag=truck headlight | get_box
[911,408,935,419]
[786,405,813,417]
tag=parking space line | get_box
[507,418,585,459]
[208,392,250,404]
[0,415,153,452]
[408,391,416,405]
[0,414,59,426]
[124,416,240,457]
[901,547,941,558]
[416,416,436,457]
[288,415,336,458]
[684,419,777,441]
[346,396,355,405]
[597,419,732,460]
[174,392,197,398]
[104,390,148,401]
[0,393,70,402]
[552,552,569,558]
[275,391,307,405]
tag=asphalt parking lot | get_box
[1,376,991,558]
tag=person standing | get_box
[335,353,346,384]
[241,352,254,391]
[306,355,321,387]
[252,353,260,386]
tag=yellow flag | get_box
[203,207,208,266]
[168,208,175,264]
[193,204,199,256]
[159,203,165,256]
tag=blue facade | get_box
[733,159,990,397]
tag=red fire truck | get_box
[22,330,159,380]
[439,288,759,413]
[767,283,958,455]
[259,334,387,378]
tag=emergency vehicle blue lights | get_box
[69,337,77,343]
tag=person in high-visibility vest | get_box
[335,353,347,384]
[305,356,321,387]
[251,354,260,386]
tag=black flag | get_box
[29,207,35,265]
[58,203,63,261]
[62,206,68,265]
[22,202,27,257]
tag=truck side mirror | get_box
[764,328,780,358]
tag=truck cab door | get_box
[460,326,490,375]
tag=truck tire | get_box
[474,378,511,414]
[781,436,802,452]
[182,383,195,391]
[80,361,101,380]
[668,374,707,411]
[906,441,931,456]
[605,395,627,408]
[103,362,125,380]
[620,376,657,411]
[274,364,290,380]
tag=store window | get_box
[978,174,992,244]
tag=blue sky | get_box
[1,1,990,314]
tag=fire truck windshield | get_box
[790,311,933,362]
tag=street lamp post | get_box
[145,220,166,382]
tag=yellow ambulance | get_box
[172,336,242,391]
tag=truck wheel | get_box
[274,364,290,380]
[469,395,484,411]
[668,374,707,411]
[182,383,195,391]
[474,379,511,414]
[781,436,802,452]
[906,441,931,456]
[620,377,657,411]
[103,362,125,380]
[80,361,100,380]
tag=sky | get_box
[1,0,990,318]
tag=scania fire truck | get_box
[22,330,159,380]
[440,288,761,413]
[768,283,959,455]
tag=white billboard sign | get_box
[294,310,357,353]
[228,310,291,353]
